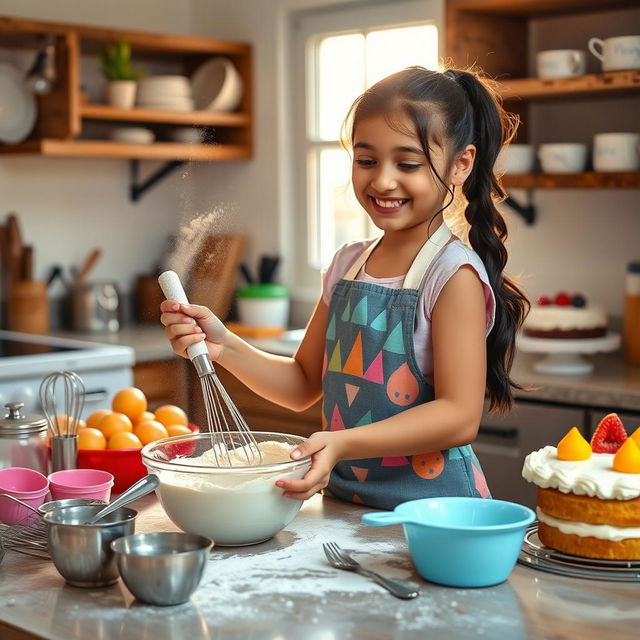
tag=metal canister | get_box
[0,402,49,474]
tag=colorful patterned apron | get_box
[322,223,491,510]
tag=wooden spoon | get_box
[75,247,102,284]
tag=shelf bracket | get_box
[504,190,536,225]
[129,159,185,202]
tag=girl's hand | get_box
[160,300,228,361]
[276,431,346,500]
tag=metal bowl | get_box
[43,505,137,587]
[110,532,212,605]
[38,497,106,515]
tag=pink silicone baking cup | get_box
[48,469,114,502]
[0,467,50,525]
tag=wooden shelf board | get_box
[0,139,251,161]
[450,0,636,17]
[503,172,640,189]
[500,70,640,100]
[0,16,250,55]
[81,104,249,127]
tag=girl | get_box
[161,66,529,510]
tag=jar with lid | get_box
[0,402,49,474]
[624,262,640,366]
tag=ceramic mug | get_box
[538,143,588,174]
[536,49,586,79]
[588,35,640,72]
[593,133,640,172]
[495,144,535,174]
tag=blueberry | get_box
[572,294,587,308]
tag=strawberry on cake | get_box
[523,292,607,339]
[522,414,640,560]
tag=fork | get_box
[323,542,419,599]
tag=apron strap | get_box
[343,223,453,287]
[403,222,452,289]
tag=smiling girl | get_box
[161,67,529,510]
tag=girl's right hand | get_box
[160,300,228,361]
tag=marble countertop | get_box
[52,324,640,412]
[1,494,638,640]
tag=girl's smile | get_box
[369,196,411,214]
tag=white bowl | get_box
[142,432,311,546]
[0,63,37,144]
[538,143,588,174]
[191,57,243,112]
[109,127,155,144]
[495,144,535,174]
[137,75,191,97]
[169,127,203,144]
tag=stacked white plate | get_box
[110,127,155,144]
[136,75,194,111]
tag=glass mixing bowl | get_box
[141,432,311,546]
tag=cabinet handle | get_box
[83,389,108,403]
[478,426,518,439]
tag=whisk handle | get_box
[158,270,208,360]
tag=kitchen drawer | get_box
[474,401,588,509]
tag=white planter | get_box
[105,80,137,109]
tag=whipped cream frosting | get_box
[524,305,607,331]
[522,446,640,500]
[537,507,640,541]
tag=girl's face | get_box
[351,112,449,235]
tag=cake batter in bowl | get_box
[141,432,311,545]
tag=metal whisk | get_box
[158,270,262,466]
[39,371,86,472]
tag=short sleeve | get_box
[321,239,375,306]
[422,243,496,336]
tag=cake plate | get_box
[518,524,640,582]
[517,332,621,375]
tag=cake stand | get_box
[517,332,621,375]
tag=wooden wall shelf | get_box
[499,70,640,101]
[503,172,640,189]
[81,104,250,127]
[0,16,253,171]
[451,0,636,17]
[0,139,251,161]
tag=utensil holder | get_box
[51,435,77,472]
[7,280,50,334]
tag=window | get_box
[290,1,442,294]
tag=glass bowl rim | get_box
[141,431,311,475]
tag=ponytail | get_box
[447,70,529,412]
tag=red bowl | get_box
[76,424,200,494]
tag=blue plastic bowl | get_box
[362,497,535,588]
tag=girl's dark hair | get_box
[343,66,529,412]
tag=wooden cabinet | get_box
[133,359,189,413]
[0,16,252,161]
[446,0,640,189]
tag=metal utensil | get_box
[86,474,159,524]
[322,542,420,599]
[44,505,137,587]
[25,34,56,95]
[111,532,212,605]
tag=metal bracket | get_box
[129,159,185,202]
[504,190,536,225]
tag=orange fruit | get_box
[166,425,192,437]
[99,412,133,439]
[86,409,112,430]
[134,420,169,445]
[112,387,148,420]
[77,427,107,450]
[154,404,188,428]
[132,410,155,426]
[108,431,142,450]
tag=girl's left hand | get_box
[276,431,345,500]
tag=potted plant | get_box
[100,40,143,108]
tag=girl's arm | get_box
[160,297,328,412]
[278,265,487,499]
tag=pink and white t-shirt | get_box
[321,238,496,387]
